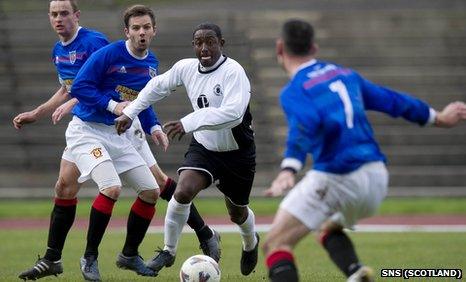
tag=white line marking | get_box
[144,224,466,234]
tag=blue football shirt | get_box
[280,59,431,174]
[71,40,160,134]
[52,27,109,93]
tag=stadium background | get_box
[1,0,466,199]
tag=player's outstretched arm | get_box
[264,169,296,197]
[434,101,466,128]
[52,98,79,124]
[13,86,69,129]
[163,120,186,141]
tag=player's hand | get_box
[151,130,169,151]
[115,114,133,135]
[52,99,76,124]
[264,170,296,197]
[113,101,131,116]
[163,120,185,141]
[435,101,466,128]
[12,111,38,129]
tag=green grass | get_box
[1,198,465,281]
[1,197,466,219]
[0,230,465,281]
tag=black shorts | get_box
[178,138,256,206]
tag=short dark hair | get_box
[123,5,156,28]
[50,0,79,12]
[192,22,222,39]
[282,19,314,56]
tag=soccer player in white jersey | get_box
[115,22,260,276]
[262,19,466,282]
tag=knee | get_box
[54,177,79,199]
[101,186,121,200]
[173,184,195,204]
[138,189,159,204]
[228,207,248,225]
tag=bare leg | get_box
[263,208,310,282]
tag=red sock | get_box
[92,193,115,215]
[266,250,298,281]
[54,197,78,206]
[266,250,295,269]
[131,197,156,220]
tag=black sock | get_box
[195,224,214,241]
[160,178,209,235]
[188,203,210,234]
[159,178,176,200]
[45,198,77,261]
[84,193,115,258]
[322,230,361,277]
[269,260,299,282]
[267,250,299,282]
[122,198,155,257]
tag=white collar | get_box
[199,54,225,72]
[61,26,82,46]
[292,59,317,78]
[125,40,148,60]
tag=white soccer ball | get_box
[179,254,221,282]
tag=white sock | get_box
[163,198,191,255]
[237,207,257,251]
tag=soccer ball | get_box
[179,254,221,282]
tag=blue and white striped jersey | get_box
[52,27,109,93]
[280,59,433,174]
[71,40,160,134]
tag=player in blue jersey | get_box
[262,19,466,282]
[15,2,218,281]
[66,5,219,281]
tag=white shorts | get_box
[65,116,146,183]
[123,118,157,168]
[62,117,157,169]
[280,161,388,230]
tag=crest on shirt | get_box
[134,129,143,139]
[69,50,77,64]
[197,94,209,108]
[90,147,103,159]
[149,66,157,78]
[213,84,223,96]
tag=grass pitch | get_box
[1,197,466,281]
[1,230,465,281]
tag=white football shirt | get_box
[123,55,253,152]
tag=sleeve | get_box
[138,106,161,135]
[280,87,319,172]
[122,61,184,120]
[180,66,250,133]
[356,72,432,125]
[70,50,114,111]
[89,36,110,53]
[51,46,61,85]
